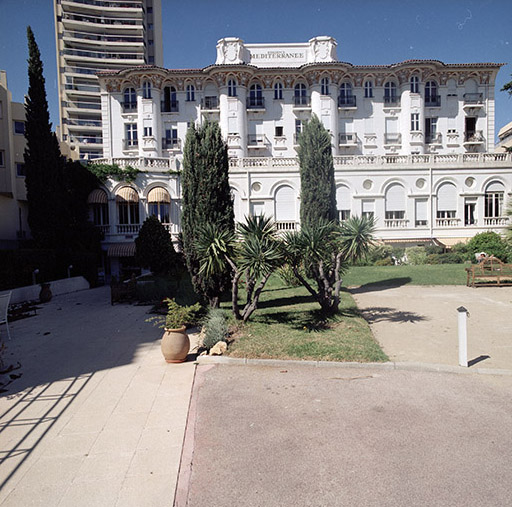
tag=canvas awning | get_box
[116,187,139,202]
[147,187,170,203]
[434,237,470,247]
[87,189,108,204]
[107,243,136,257]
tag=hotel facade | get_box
[93,37,511,276]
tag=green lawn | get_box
[342,263,468,288]
[225,276,388,363]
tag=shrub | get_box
[425,245,444,255]
[276,264,303,287]
[202,308,228,350]
[426,252,464,264]
[367,244,393,264]
[465,232,509,262]
[375,257,393,266]
[405,246,428,265]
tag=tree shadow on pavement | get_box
[348,277,412,294]
[359,306,428,324]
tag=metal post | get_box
[68,265,73,278]
[457,306,469,367]
[32,269,39,286]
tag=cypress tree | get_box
[297,115,337,227]
[181,121,234,306]
[24,26,66,250]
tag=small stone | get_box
[209,341,227,356]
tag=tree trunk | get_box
[242,272,272,323]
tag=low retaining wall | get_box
[1,276,90,304]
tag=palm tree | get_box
[196,216,283,322]
[284,216,375,315]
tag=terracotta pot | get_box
[161,325,189,363]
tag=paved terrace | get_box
[0,286,198,507]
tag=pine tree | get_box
[297,115,337,227]
[181,121,234,306]
[24,26,66,250]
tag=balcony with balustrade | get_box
[338,95,357,109]
[292,95,311,110]
[247,96,265,110]
[338,133,358,147]
[161,100,179,113]
[247,134,267,149]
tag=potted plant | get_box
[151,298,201,363]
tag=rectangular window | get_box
[411,113,419,131]
[425,117,438,142]
[338,210,351,221]
[385,211,405,220]
[415,199,428,226]
[0,101,3,118]
[125,124,138,148]
[436,210,456,219]
[362,200,374,219]
[14,121,25,134]
[0,150,4,167]
[485,192,503,218]
[143,126,153,137]
[275,126,284,137]
[364,81,373,98]
[16,163,26,177]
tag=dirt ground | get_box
[349,285,512,370]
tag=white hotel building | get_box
[93,37,511,275]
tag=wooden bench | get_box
[8,302,38,321]
[465,256,512,287]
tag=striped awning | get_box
[147,187,170,203]
[107,243,136,257]
[434,237,470,247]
[116,187,139,202]
[87,189,108,204]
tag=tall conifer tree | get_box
[181,121,234,306]
[24,26,66,249]
[297,115,337,227]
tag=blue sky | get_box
[1,0,511,138]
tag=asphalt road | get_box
[181,364,512,507]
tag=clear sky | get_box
[1,0,511,139]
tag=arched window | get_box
[384,82,397,104]
[147,187,170,224]
[228,79,237,97]
[274,82,283,100]
[410,76,419,93]
[364,80,373,98]
[321,77,330,96]
[248,83,263,108]
[186,84,195,102]
[339,83,354,106]
[142,81,152,99]
[336,186,351,222]
[485,181,505,218]
[116,187,139,230]
[162,86,178,112]
[274,185,296,226]
[436,182,457,220]
[385,183,405,221]
[87,189,109,229]
[294,83,307,106]
[123,87,136,112]
[425,81,439,106]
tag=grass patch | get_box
[225,276,388,363]
[343,264,468,288]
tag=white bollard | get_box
[457,306,469,367]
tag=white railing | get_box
[484,217,509,226]
[436,218,461,227]
[93,157,173,171]
[97,224,110,235]
[275,221,298,231]
[116,224,141,234]
[162,223,181,234]
[384,219,409,228]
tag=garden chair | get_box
[0,292,12,340]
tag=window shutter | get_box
[415,199,428,221]
[362,200,374,213]
[385,184,405,212]
[437,183,457,211]
[275,186,295,221]
[336,186,351,211]
[486,181,504,192]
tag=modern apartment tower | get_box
[54,0,163,160]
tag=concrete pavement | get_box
[0,286,198,506]
[179,363,512,507]
[350,285,512,370]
